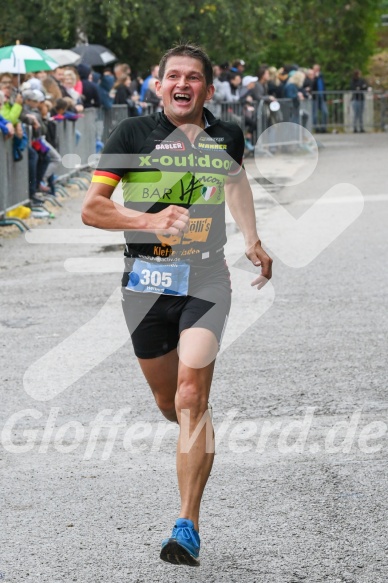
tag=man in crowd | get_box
[312,63,328,132]
[50,67,72,99]
[140,64,160,101]
[230,59,245,76]
[350,69,368,133]
[82,43,272,567]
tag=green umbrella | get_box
[0,43,59,74]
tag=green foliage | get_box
[0,0,382,88]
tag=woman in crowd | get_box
[284,70,306,124]
[63,69,84,111]
[113,74,139,117]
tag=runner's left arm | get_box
[225,171,273,287]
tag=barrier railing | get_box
[101,105,128,144]
[1,93,387,229]
[0,133,30,231]
[311,90,388,132]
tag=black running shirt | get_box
[92,108,245,265]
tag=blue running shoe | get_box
[160,518,200,566]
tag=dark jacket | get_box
[77,64,101,108]
[350,77,368,101]
[312,74,326,100]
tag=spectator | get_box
[50,67,72,98]
[230,59,245,75]
[144,78,162,111]
[50,98,68,118]
[113,74,139,117]
[114,63,130,79]
[63,69,84,110]
[303,68,315,98]
[35,71,48,83]
[218,62,231,82]
[223,72,241,102]
[240,76,259,152]
[312,63,328,133]
[20,89,51,204]
[140,65,160,101]
[350,69,368,133]
[250,66,277,104]
[77,64,101,109]
[268,67,284,99]
[0,73,18,102]
[38,99,62,195]
[284,70,306,124]
[42,76,62,102]
[207,65,227,117]
[99,68,115,110]
[240,75,258,101]
[0,82,23,125]
[0,91,15,137]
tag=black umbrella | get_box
[71,44,117,67]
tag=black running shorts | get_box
[121,259,231,359]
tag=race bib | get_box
[126,259,190,296]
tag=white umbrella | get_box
[0,43,59,73]
[44,49,81,67]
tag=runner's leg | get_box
[139,328,217,532]
[175,327,218,531]
[138,349,179,423]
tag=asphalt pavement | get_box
[0,132,387,583]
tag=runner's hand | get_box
[245,239,273,290]
[145,205,190,235]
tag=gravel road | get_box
[1,132,387,583]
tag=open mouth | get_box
[174,93,191,103]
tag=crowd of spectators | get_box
[209,59,369,148]
[0,58,369,208]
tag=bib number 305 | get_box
[140,268,172,288]
[126,259,190,296]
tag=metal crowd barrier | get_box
[2,92,387,230]
[253,98,317,156]
[56,117,76,178]
[74,108,97,167]
[0,134,30,231]
[101,105,128,144]
[311,90,387,132]
[214,92,388,135]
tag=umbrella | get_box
[44,49,81,67]
[71,44,117,67]
[0,43,59,73]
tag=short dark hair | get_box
[55,98,68,111]
[158,44,213,86]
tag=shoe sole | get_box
[160,540,200,566]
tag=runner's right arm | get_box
[81,118,189,234]
[82,182,189,235]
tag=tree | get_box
[1,0,382,88]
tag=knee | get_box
[154,394,177,423]
[175,379,208,420]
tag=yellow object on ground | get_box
[6,206,31,219]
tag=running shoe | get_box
[160,518,200,566]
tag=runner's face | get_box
[156,56,214,126]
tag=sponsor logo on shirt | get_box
[156,217,212,246]
[155,141,186,151]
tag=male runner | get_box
[82,44,272,567]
